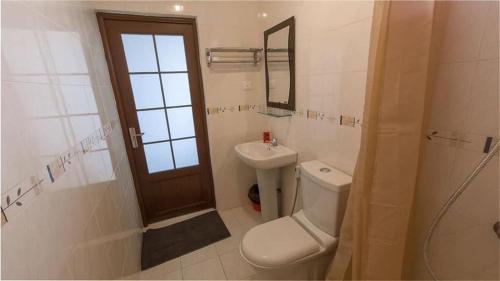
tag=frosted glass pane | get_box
[121,34,157,72]
[172,138,199,168]
[130,74,164,109]
[137,110,169,143]
[144,142,174,173]
[155,35,187,71]
[161,73,192,107]
[167,107,195,139]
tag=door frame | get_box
[96,12,215,226]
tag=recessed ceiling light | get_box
[174,4,184,12]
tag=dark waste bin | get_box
[248,184,261,212]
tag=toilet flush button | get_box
[320,167,331,173]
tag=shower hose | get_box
[423,139,500,281]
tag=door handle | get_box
[129,127,145,148]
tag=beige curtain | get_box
[327,1,436,279]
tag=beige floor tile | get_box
[219,249,257,280]
[136,266,165,280]
[162,258,182,274]
[122,272,140,280]
[136,257,181,279]
[216,207,265,257]
[240,222,260,235]
[164,270,183,280]
[180,245,217,268]
[218,209,241,231]
[215,226,244,255]
[244,274,259,280]
[233,206,263,226]
[129,206,264,280]
[182,258,226,280]
[127,267,182,280]
[123,257,183,280]
[215,235,240,256]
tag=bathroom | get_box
[1,0,498,280]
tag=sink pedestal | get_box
[256,168,279,222]
[235,141,297,222]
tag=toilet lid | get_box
[241,216,320,268]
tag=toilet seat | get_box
[240,216,320,268]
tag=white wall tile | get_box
[406,1,498,279]
[435,1,490,63]
[2,1,376,278]
[1,1,142,279]
[479,1,500,60]
[428,62,475,132]
[460,59,499,136]
[263,0,373,214]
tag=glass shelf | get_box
[257,107,293,117]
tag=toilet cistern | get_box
[235,141,297,221]
[239,160,352,279]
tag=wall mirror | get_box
[264,16,295,111]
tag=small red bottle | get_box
[263,131,271,143]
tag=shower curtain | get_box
[327,1,436,279]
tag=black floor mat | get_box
[141,211,230,270]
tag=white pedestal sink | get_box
[235,141,298,222]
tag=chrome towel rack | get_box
[266,48,289,52]
[266,48,290,63]
[206,47,263,66]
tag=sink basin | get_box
[235,141,297,169]
[235,141,297,222]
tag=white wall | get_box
[87,1,375,215]
[1,1,376,278]
[88,1,269,211]
[259,1,374,215]
[1,1,142,279]
[404,1,499,279]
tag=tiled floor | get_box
[124,205,263,280]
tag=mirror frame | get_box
[264,16,295,111]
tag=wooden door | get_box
[97,13,215,225]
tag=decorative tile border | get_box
[1,120,117,225]
[303,109,338,122]
[206,104,363,127]
[206,104,264,115]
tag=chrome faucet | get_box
[270,138,278,147]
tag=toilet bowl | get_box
[240,211,339,279]
[240,160,352,280]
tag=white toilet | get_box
[240,160,352,280]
